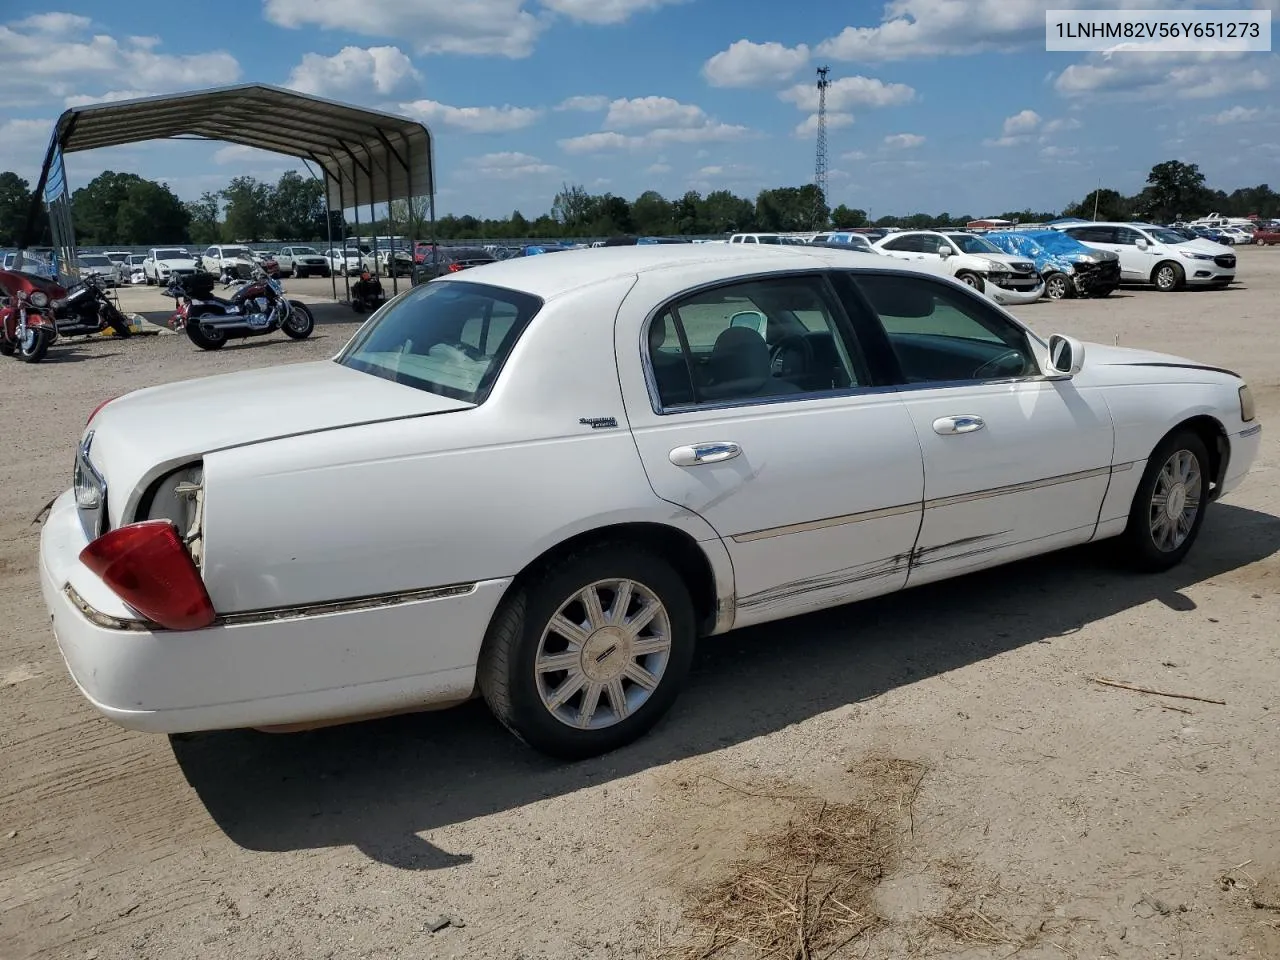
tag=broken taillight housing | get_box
[79,521,216,631]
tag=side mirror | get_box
[939,246,953,258]
[1135,238,1149,250]
[1047,334,1086,377]
[729,310,768,336]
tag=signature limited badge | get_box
[578,417,618,430]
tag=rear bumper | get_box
[39,489,508,734]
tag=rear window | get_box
[336,280,543,404]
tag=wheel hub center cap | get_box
[1166,482,1186,519]
[581,626,629,682]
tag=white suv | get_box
[872,230,1043,304]
[274,245,331,278]
[1054,222,1235,291]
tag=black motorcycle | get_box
[350,270,386,314]
[165,270,314,351]
[53,273,133,338]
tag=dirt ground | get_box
[2,253,1278,960]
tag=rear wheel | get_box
[478,543,697,759]
[1121,429,1211,571]
[185,318,227,351]
[282,301,314,339]
[1044,272,1073,300]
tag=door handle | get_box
[669,442,742,466]
[933,415,985,436]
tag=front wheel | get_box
[1121,429,1211,572]
[103,307,132,338]
[185,318,227,351]
[282,301,314,339]
[1044,272,1073,301]
[956,271,984,292]
[477,543,697,760]
[18,326,54,362]
[1153,261,1185,292]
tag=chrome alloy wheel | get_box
[1149,449,1202,552]
[534,579,672,730]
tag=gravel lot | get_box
[2,254,1278,960]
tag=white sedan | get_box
[39,245,1261,759]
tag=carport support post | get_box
[323,169,337,303]
[351,171,361,296]
[385,151,398,298]
[339,175,351,304]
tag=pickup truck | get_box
[1254,226,1280,246]
[142,247,198,285]
[273,245,331,278]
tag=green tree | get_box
[550,182,596,230]
[0,171,37,246]
[756,186,826,231]
[389,194,432,241]
[72,171,149,244]
[116,179,189,244]
[221,175,274,241]
[186,191,222,245]
[270,171,324,239]
[701,189,754,233]
[1143,160,1209,222]
[830,204,868,229]
[631,190,673,234]
[1064,188,1131,222]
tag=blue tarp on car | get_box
[984,230,1093,275]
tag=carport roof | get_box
[47,83,434,208]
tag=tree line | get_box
[0,159,1274,249]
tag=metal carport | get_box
[19,82,436,300]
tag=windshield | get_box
[78,255,112,267]
[222,247,250,258]
[755,235,782,244]
[292,247,320,255]
[337,280,544,403]
[154,248,187,260]
[1146,228,1189,245]
[946,234,1003,255]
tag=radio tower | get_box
[813,65,831,228]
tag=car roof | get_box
[432,242,930,301]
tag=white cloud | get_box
[539,0,687,24]
[1203,104,1272,124]
[558,122,756,153]
[1040,145,1079,158]
[286,46,421,99]
[983,134,1032,148]
[63,89,152,107]
[604,96,707,129]
[695,163,756,178]
[0,118,54,177]
[398,98,543,132]
[263,0,544,58]
[794,112,854,137]
[213,145,287,165]
[884,132,925,149]
[646,162,672,174]
[779,74,916,112]
[702,39,810,88]
[1054,50,1275,101]
[470,151,561,178]
[13,12,91,33]
[961,159,992,169]
[0,20,240,101]
[1002,109,1041,135]
[555,95,609,111]
[841,149,868,161]
[1042,116,1082,134]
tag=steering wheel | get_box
[769,334,815,378]
[972,349,1027,380]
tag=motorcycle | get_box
[349,269,386,313]
[165,269,315,351]
[53,273,134,338]
[0,268,61,362]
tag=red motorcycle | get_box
[165,270,314,351]
[0,268,61,362]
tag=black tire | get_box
[17,327,53,362]
[103,306,132,338]
[0,340,14,356]
[281,301,314,339]
[293,266,307,279]
[956,271,984,292]
[477,543,697,760]
[1120,428,1212,572]
[185,318,227,351]
[351,299,367,314]
[1152,261,1184,292]
[1044,272,1073,301]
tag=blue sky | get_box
[1,0,1278,220]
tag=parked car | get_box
[200,244,259,279]
[728,233,784,244]
[1053,222,1235,291]
[416,247,498,281]
[1254,226,1280,246]
[984,230,1121,300]
[142,247,198,286]
[37,245,1262,759]
[1,251,56,277]
[75,254,119,286]
[274,245,331,278]
[125,254,148,285]
[323,247,364,275]
[872,230,1043,303]
[810,232,880,254]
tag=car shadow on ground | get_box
[172,502,1280,870]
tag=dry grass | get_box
[654,756,926,960]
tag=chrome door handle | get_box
[669,442,742,466]
[933,415,985,436]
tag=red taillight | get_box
[87,396,118,425]
[79,521,216,631]
[447,263,463,272]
